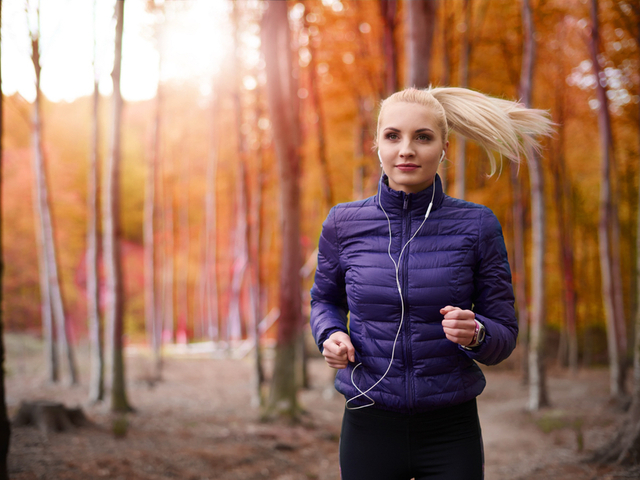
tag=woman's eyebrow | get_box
[415,128,435,134]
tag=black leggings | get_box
[339,399,484,480]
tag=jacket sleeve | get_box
[310,207,350,353]
[463,207,518,365]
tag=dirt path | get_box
[5,334,636,479]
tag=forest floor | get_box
[5,332,640,480]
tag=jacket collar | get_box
[377,173,445,217]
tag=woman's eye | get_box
[385,133,399,140]
[417,134,432,141]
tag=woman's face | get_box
[378,102,448,194]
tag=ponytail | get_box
[376,87,554,176]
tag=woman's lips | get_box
[396,164,420,172]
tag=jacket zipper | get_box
[401,194,415,413]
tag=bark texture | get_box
[261,0,304,420]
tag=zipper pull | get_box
[403,195,409,210]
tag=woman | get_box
[310,87,553,480]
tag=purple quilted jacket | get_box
[310,175,518,413]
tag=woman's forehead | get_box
[379,102,441,129]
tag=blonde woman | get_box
[310,87,553,480]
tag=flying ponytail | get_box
[376,86,555,176]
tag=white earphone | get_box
[346,162,437,410]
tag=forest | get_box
[2,0,640,478]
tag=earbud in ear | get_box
[439,150,446,163]
[378,150,383,168]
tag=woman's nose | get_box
[399,141,415,158]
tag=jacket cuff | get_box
[317,327,347,353]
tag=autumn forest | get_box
[2,0,640,477]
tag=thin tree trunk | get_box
[379,0,398,97]
[589,0,626,400]
[249,102,265,406]
[145,69,161,376]
[203,91,219,343]
[104,0,132,413]
[261,0,304,420]
[520,0,548,411]
[405,0,437,89]
[455,0,472,200]
[177,155,190,345]
[87,0,104,402]
[29,13,77,385]
[550,41,578,373]
[0,1,12,474]
[227,2,250,345]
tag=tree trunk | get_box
[87,0,104,402]
[520,0,549,411]
[249,112,265,407]
[146,62,162,377]
[589,0,626,400]
[177,156,190,345]
[202,91,219,343]
[104,0,132,413]
[379,0,398,97]
[29,17,77,386]
[261,0,303,420]
[592,5,640,463]
[404,0,437,89]
[550,40,578,374]
[304,4,333,210]
[455,0,472,200]
[227,2,250,346]
[0,2,11,474]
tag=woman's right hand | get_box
[322,331,355,369]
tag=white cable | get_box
[346,171,436,410]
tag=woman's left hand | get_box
[441,306,477,347]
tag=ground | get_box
[5,333,640,480]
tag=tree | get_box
[589,0,627,401]
[455,0,471,200]
[28,0,78,386]
[0,0,12,475]
[592,1,640,464]
[103,0,132,413]
[404,0,438,89]
[379,0,399,97]
[145,0,164,377]
[261,0,304,420]
[520,0,549,411]
[87,0,104,403]
[227,0,250,346]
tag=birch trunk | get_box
[177,157,190,345]
[145,74,161,375]
[261,0,303,420]
[202,92,219,343]
[589,0,626,400]
[29,19,77,385]
[520,0,549,410]
[104,0,132,412]
[592,6,640,462]
[227,2,250,345]
[249,109,265,406]
[455,0,471,200]
[87,0,104,401]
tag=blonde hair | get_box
[376,87,554,175]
